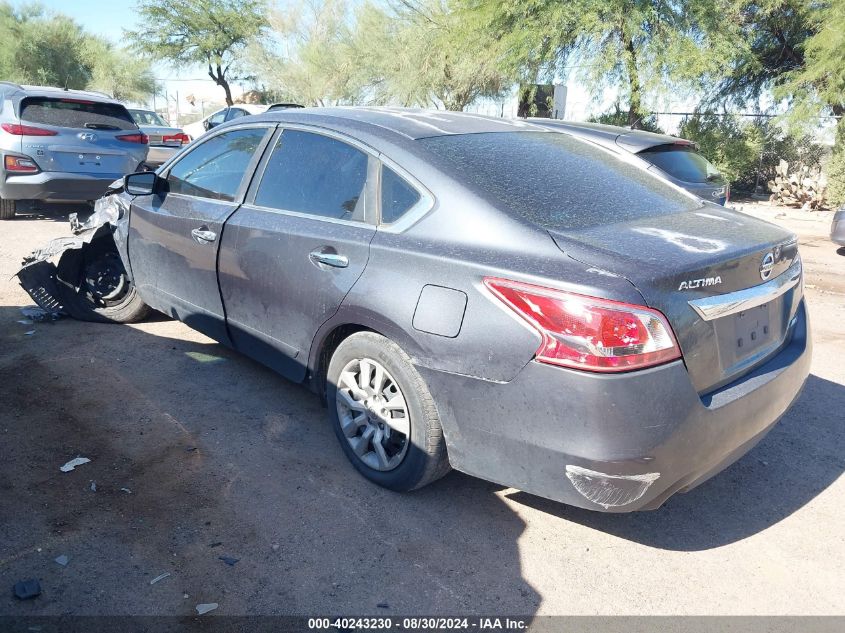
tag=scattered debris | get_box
[17,320,32,325]
[377,603,389,609]
[90,481,97,492]
[149,572,171,585]
[195,603,218,615]
[59,457,91,473]
[185,447,198,453]
[20,306,62,322]
[120,487,132,494]
[54,555,69,567]
[13,579,42,600]
[218,556,239,566]
[24,330,36,336]
[271,543,280,551]
[208,542,222,548]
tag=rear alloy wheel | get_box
[0,198,16,220]
[327,332,450,491]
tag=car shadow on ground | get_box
[0,305,539,615]
[7,201,92,223]
[505,372,845,551]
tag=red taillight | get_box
[162,132,190,146]
[4,155,39,172]
[483,278,681,372]
[1,123,58,136]
[116,133,149,144]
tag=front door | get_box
[218,128,377,381]
[128,125,271,343]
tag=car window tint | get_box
[167,128,265,201]
[255,130,368,221]
[381,166,421,224]
[208,110,226,125]
[638,146,724,184]
[20,97,136,130]
[420,132,698,231]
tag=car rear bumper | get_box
[145,145,180,167]
[419,299,811,512]
[831,210,845,246]
[1,170,128,202]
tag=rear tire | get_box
[0,198,16,220]
[55,241,149,323]
[327,331,450,492]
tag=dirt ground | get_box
[0,201,843,617]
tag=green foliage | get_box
[457,0,733,127]
[0,2,155,101]
[826,120,845,207]
[587,104,664,133]
[129,0,268,105]
[679,114,827,192]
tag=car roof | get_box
[0,82,120,104]
[528,119,695,153]
[251,106,553,141]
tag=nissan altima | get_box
[23,107,811,512]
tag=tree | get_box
[129,0,268,106]
[248,0,361,106]
[348,0,510,110]
[85,39,158,103]
[458,0,730,127]
[0,2,156,102]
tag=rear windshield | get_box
[637,145,723,184]
[129,110,168,127]
[20,97,137,131]
[419,132,698,231]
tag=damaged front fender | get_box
[17,185,133,315]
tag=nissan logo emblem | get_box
[760,252,775,280]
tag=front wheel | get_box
[55,240,149,323]
[327,332,450,491]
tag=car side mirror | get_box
[124,171,161,196]
[204,119,212,130]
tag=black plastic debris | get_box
[218,556,239,566]
[208,542,222,548]
[13,579,41,600]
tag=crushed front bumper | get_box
[419,300,811,512]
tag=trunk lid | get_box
[140,126,184,147]
[549,205,803,393]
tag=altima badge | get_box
[678,276,722,290]
[760,252,775,280]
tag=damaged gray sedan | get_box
[18,108,811,512]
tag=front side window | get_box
[254,130,368,222]
[207,110,226,126]
[166,128,266,201]
[381,166,421,224]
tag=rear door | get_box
[218,127,377,381]
[128,125,272,343]
[17,96,143,176]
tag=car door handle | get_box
[309,250,349,268]
[191,227,217,243]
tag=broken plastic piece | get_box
[20,306,62,322]
[196,603,218,615]
[59,457,91,473]
[24,330,36,336]
[13,579,41,600]
[90,481,97,492]
[54,555,69,566]
[218,556,239,566]
[149,572,171,585]
[120,487,132,494]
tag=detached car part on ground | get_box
[18,108,811,512]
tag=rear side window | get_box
[419,132,698,231]
[20,97,136,130]
[638,145,724,183]
[167,128,266,201]
[381,166,421,224]
[254,130,368,222]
